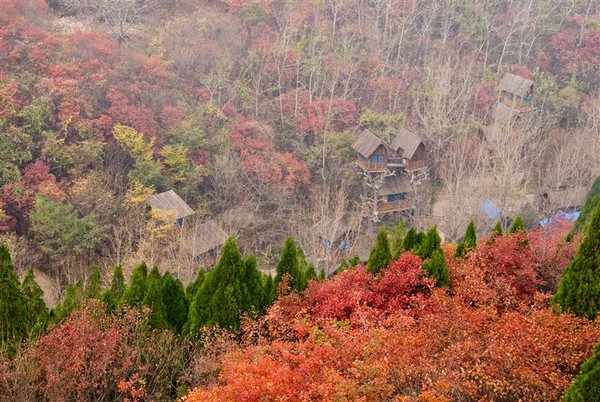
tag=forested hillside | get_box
[1,0,600,399]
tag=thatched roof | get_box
[498,73,533,98]
[189,220,229,256]
[390,128,423,159]
[379,175,412,196]
[148,190,194,220]
[352,129,383,158]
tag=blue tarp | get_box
[481,199,501,220]
[539,209,580,227]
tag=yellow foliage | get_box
[123,182,155,210]
[160,144,189,183]
[113,124,154,162]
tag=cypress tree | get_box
[240,254,264,312]
[21,269,48,335]
[160,272,188,333]
[563,341,600,402]
[456,221,477,257]
[110,266,125,301]
[508,216,526,233]
[417,226,441,260]
[275,237,305,293]
[575,176,600,232]
[142,267,167,329]
[123,262,148,307]
[389,222,406,259]
[367,228,391,274]
[189,238,251,332]
[553,203,600,319]
[402,227,421,252]
[262,273,276,306]
[422,249,450,287]
[349,255,361,267]
[186,270,205,300]
[85,267,103,299]
[0,245,30,343]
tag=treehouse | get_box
[188,220,229,268]
[498,72,533,110]
[389,128,427,172]
[147,190,194,227]
[318,226,353,259]
[377,175,413,214]
[352,129,388,173]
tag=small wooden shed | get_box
[389,129,427,172]
[189,220,229,268]
[378,175,413,213]
[147,190,194,227]
[352,129,388,172]
[498,73,533,109]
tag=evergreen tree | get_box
[563,341,600,402]
[240,255,265,312]
[160,272,188,333]
[142,267,167,329]
[553,204,600,319]
[123,262,148,307]
[575,175,600,232]
[85,267,103,299]
[389,222,406,259]
[402,227,421,252]
[488,221,503,244]
[455,221,477,257]
[186,270,205,300]
[417,226,441,260]
[21,269,48,335]
[422,249,450,287]
[275,237,306,293]
[367,228,391,275]
[110,266,125,302]
[189,238,260,332]
[0,244,30,344]
[262,273,276,305]
[508,216,526,233]
[53,281,84,322]
[349,255,361,267]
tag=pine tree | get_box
[85,267,103,299]
[186,270,205,300]
[101,266,125,311]
[417,226,441,260]
[367,228,391,274]
[0,245,30,343]
[262,273,276,306]
[553,203,600,319]
[422,249,450,287]
[21,269,48,335]
[241,255,266,312]
[189,238,254,332]
[508,216,526,233]
[389,222,406,259]
[275,237,305,293]
[563,341,600,402]
[575,175,600,232]
[349,255,361,267]
[123,262,148,307]
[160,272,188,333]
[142,266,167,329]
[487,221,504,244]
[456,221,477,257]
[402,227,421,252]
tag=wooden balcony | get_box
[377,200,413,213]
[357,159,387,172]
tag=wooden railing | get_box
[378,200,412,213]
[357,159,387,172]
[405,159,427,172]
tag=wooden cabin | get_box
[188,220,229,268]
[377,175,413,213]
[147,190,194,227]
[352,129,388,172]
[498,73,533,110]
[389,129,427,172]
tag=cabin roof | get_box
[147,190,195,220]
[390,128,423,159]
[493,102,520,126]
[379,175,412,196]
[498,73,533,98]
[190,220,229,256]
[352,129,384,158]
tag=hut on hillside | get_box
[498,72,534,110]
[187,219,229,268]
[389,128,427,172]
[147,190,195,227]
[352,129,388,173]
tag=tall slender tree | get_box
[367,228,391,275]
[0,244,30,344]
[508,216,526,234]
[21,269,48,335]
[553,203,600,319]
[564,341,600,401]
[160,272,189,333]
[143,266,167,329]
[275,237,306,293]
[456,221,477,257]
[123,262,148,307]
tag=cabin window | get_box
[387,193,406,203]
[338,239,352,252]
[208,248,217,257]
[506,92,513,100]
[371,154,384,164]
[196,253,205,262]
[176,218,184,228]
[523,93,532,102]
